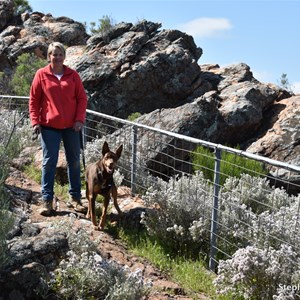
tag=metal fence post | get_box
[209,147,221,271]
[131,125,137,197]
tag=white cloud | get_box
[292,82,300,94]
[178,17,233,38]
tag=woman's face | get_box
[49,47,65,68]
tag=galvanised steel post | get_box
[131,125,137,196]
[209,147,221,271]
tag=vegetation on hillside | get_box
[10,53,47,96]
[84,15,115,35]
[13,0,32,15]
[278,73,294,94]
[0,53,46,96]
[191,145,267,186]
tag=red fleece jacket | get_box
[29,64,87,129]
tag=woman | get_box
[29,42,87,216]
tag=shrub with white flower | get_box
[220,174,296,215]
[217,174,300,254]
[49,250,149,300]
[84,136,106,165]
[214,244,300,300]
[142,170,300,299]
[141,171,213,256]
[250,199,300,250]
[38,217,150,299]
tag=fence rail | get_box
[1,95,300,279]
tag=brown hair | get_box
[47,42,66,62]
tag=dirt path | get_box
[6,167,209,300]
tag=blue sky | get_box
[29,0,300,93]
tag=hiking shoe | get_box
[67,196,87,213]
[39,200,54,216]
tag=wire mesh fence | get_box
[84,108,300,269]
[1,95,300,294]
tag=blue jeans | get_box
[40,127,81,201]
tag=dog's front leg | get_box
[89,193,98,229]
[86,195,91,219]
[111,186,122,215]
[85,181,91,219]
[99,195,110,230]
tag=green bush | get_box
[10,53,47,96]
[13,0,32,15]
[191,145,267,186]
[86,15,115,35]
[127,112,142,122]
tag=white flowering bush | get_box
[141,171,300,257]
[220,174,297,214]
[84,136,106,165]
[217,174,300,253]
[0,110,36,152]
[250,200,300,250]
[214,175,300,299]
[39,217,150,299]
[214,244,300,299]
[49,251,149,300]
[141,171,213,256]
[142,169,300,298]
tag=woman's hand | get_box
[73,121,83,132]
[33,124,41,134]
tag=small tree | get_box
[87,15,115,35]
[13,0,32,15]
[10,53,47,96]
[278,73,293,93]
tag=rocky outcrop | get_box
[246,96,300,191]
[0,1,88,72]
[247,96,300,163]
[105,64,292,178]
[66,20,202,118]
[0,0,14,31]
[0,3,299,183]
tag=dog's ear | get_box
[102,141,110,156]
[116,144,123,160]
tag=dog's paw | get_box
[92,225,99,231]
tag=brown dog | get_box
[85,141,123,230]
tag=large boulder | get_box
[102,63,293,178]
[247,96,300,192]
[66,20,203,119]
[0,11,88,72]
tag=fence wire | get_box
[1,96,300,296]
